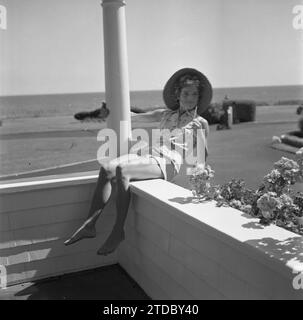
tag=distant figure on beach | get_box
[74,101,151,122]
[64,68,212,255]
[297,105,303,115]
[74,101,110,121]
[217,101,235,130]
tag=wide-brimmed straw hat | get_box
[163,68,213,115]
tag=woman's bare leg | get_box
[64,165,115,245]
[65,155,165,249]
[97,156,164,255]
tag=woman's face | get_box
[179,85,199,112]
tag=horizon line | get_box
[1,83,303,98]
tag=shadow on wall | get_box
[245,236,303,265]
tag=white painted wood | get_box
[118,241,194,300]
[0,213,10,231]
[169,236,221,289]
[127,213,171,252]
[124,179,303,299]
[0,175,118,286]
[125,225,224,299]
[1,174,302,299]
[22,250,117,285]
[8,202,90,230]
[101,0,132,154]
[132,194,172,232]
[0,173,98,193]
[0,230,14,250]
[130,180,303,276]
[0,185,93,213]
[118,248,170,300]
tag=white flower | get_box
[262,211,272,219]
[257,192,279,214]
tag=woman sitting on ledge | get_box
[64,68,212,255]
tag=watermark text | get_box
[292,270,303,290]
[293,5,303,30]
[0,5,7,30]
[96,122,206,172]
[0,265,7,289]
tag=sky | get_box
[0,0,302,95]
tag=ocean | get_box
[0,85,303,119]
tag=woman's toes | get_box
[64,225,96,246]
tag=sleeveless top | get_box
[150,107,208,174]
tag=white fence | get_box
[1,174,303,299]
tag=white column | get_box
[101,0,131,157]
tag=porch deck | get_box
[0,264,149,300]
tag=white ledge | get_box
[130,179,303,276]
[1,173,302,298]
[0,171,99,194]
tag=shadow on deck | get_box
[0,264,150,300]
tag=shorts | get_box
[103,153,178,182]
[148,155,179,182]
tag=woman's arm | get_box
[132,108,166,122]
[194,116,209,137]
[182,116,209,156]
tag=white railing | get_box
[1,174,303,299]
[0,172,117,285]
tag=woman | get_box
[64,68,212,255]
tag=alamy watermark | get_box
[292,270,303,290]
[0,4,7,30]
[96,122,206,172]
[293,4,303,30]
[0,265,7,289]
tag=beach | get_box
[0,105,301,191]
[1,85,303,120]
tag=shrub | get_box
[189,148,303,235]
[201,103,223,125]
[222,100,256,123]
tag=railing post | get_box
[101,0,131,157]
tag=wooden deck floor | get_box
[0,264,150,300]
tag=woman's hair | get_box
[174,74,203,102]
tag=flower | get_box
[188,155,303,235]
[263,169,281,184]
[257,192,280,218]
[273,157,300,184]
[295,148,303,179]
[229,199,242,209]
[241,204,252,214]
[219,179,246,201]
[294,193,303,216]
[189,165,215,198]
[279,194,294,208]
[261,211,272,219]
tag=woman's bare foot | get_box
[64,210,102,246]
[97,229,125,256]
[64,221,96,246]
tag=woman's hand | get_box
[185,116,209,137]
